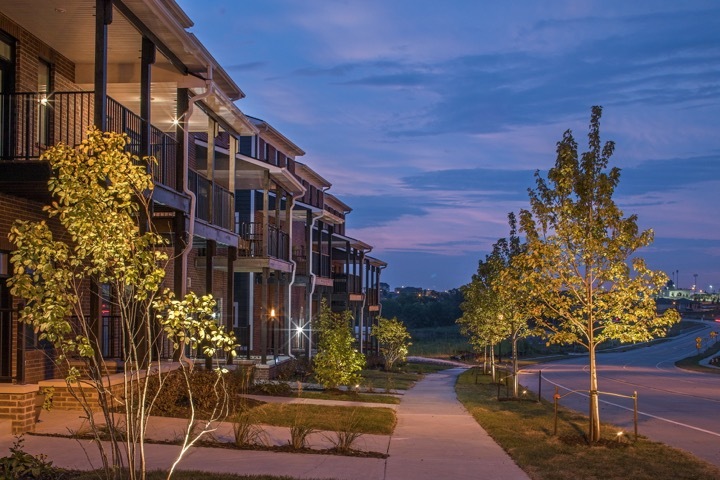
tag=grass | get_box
[298,390,400,404]
[675,341,720,374]
[408,325,473,358]
[455,369,720,480]
[360,368,424,390]
[70,472,324,480]
[249,403,396,435]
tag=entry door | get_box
[0,255,11,382]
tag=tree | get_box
[517,106,680,442]
[458,246,507,380]
[313,299,366,389]
[372,316,412,371]
[8,129,237,479]
[459,213,535,392]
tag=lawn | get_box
[455,370,720,480]
[675,340,720,374]
[70,472,324,480]
[249,403,396,435]
[298,390,400,404]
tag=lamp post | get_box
[270,307,278,363]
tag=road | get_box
[523,321,720,468]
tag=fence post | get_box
[633,391,638,440]
[538,370,542,403]
[553,386,559,435]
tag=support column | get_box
[94,0,112,130]
[226,246,236,364]
[261,267,269,364]
[204,240,216,369]
[140,36,155,161]
[172,213,186,361]
[207,118,216,224]
[175,89,188,192]
[262,174,270,257]
[274,271,281,359]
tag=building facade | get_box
[0,0,385,434]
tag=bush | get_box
[0,436,65,479]
[313,300,366,389]
[146,366,251,418]
[250,381,292,396]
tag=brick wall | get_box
[0,11,76,93]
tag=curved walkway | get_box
[0,368,528,479]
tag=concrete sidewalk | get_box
[1,368,529,479]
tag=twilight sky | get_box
[176,0,720,292]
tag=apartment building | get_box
[0,0,385,434]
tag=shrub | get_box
[0,436,65,479]
[313,300,366,389]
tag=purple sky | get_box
[176,0,720,292]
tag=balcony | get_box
[238,222,289,261]
[312,253,331,278]
[188,170,234,231]
[4,92,177,190]
[333,273,362,295]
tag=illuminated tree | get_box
[518,106,680,442]
[459,213,535,392]
[372,316,412,371]
[9,129,237,479]
[313,300,366,389]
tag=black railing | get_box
[268,224,289,260]
[101,315,123,359]
[189,170,211,222]
[5,92,177,190]
[333,273,362,295]
[188,169,234,231]
[238,222,289,261]
[213,183,233,231]
[312,253,331,278]
[234,325,252,358]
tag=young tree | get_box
[9,129,237,479]
[458,244,507,380]
[459,213,535,392]
[313,299,366,389]
[517,106,680,442]
[372,316,412,371]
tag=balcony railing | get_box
[312,253,331,278]
[238,222,289,261]
[5,92,177,190]
[333,273,362,295]
[188,169,234,231]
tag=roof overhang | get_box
[332,233,372,251]
[236,155,306,196]
[248,116,305,158]
[293,162,332,189]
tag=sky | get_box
[176,0,720,292]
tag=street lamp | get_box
[270,307,278,363]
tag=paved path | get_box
[385,367,529,480]
[1,368,528,479]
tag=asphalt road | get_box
[522,321,720,468]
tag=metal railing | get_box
[5,92,177,190]
[333,273,362,294]
[312,253,331,278]
[188,170,234,231]
[238,222,289,261]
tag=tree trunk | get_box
[512,333,519,397]
[588,344,600,442]
[490,342,496,382]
